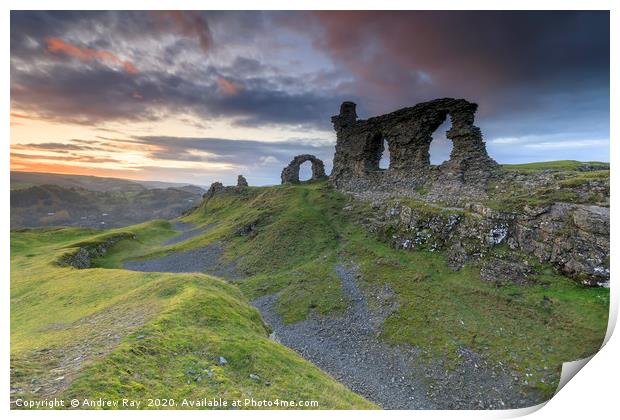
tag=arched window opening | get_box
[298,160,312,181]
[379,139,390,169]
[429,118,453,165]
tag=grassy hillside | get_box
[11,171,207,193]
[10,224,375,409]
[500,160,608,172]
[11,166,610,407]
[110,181,609,398]
[487,161,609,211]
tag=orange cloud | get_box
[10,160,140,178]
[10,112,33,119]
[216,77,242,96]
[45,37,139,74]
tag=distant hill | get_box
[137,180,208,193]
[10,184,202,229]
[10,171,207,194]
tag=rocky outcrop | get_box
[281,154,327,184]
[59,233,135,269]
[203,182,225,200]
[330,99,498,202]
[514,204,609,287]
[365,200,609,287]
[237,175,249,187]
[202,179,250,202]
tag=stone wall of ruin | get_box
[330,98,498,201]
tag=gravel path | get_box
[121,223,543,409]
[252,263,542,409]
[123,241,241,278]
[252,263,435,409]
[163,222,217,246]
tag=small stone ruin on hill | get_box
[281,154,327,184]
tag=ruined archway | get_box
[329,98,498,199]
[298,160,312,181]
[362,132,384,171]
[379,139,390,169]
[429,118,453,165]
[281,154,327,184]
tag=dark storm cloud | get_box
[293,10,609,161]
[10,10,610,163]
[115,136,335,166]
[11,62,341,126]
[298,11,609,112]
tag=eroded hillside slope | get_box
[10,225,374,409]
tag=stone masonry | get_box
[281,154,327,184]
[330,99,498,202]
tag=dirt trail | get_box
[121,226,542,409]
[123,222,240,278]
[162,222,217,246]
[253,263,541,409]
[253,263,435,409]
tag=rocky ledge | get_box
[360,200,609,287]
[58,233,136,269]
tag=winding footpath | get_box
[122,222,542,409]
[253,263,435,409]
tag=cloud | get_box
[10,10,610,175]
[130,136,334,166]
[11,11,349,128]
[45,37,139,74]
[259,155,281,165]
[12,142,103,152]
[11,135,337,186]
[10,60,343,127]
[11,152,121,164]
[150,11,213,52]
[216,77,242,95]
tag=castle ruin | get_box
[330,98,498,200]
[281,154,327,184]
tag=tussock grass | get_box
[10,221,374,409]
[12,172,609,405]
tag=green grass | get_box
[501,160,608,173]
[486,162,609,211]
[342,231,608,396]
[11,178,610,406]
[10,223,375,409]
[166,181,608,399]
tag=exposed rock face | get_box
[237,175,249,187]
[202,180,249,203]
[203,182,225,199]
[59,233,135,269]
[367,201,609,287]
[330,99,498,202]
[281,154,327,184]
[514,204,610,287]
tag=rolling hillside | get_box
[10,161,610,409]
[11,185,202,229]
[10,224,374,409]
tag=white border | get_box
[3,2,617,420]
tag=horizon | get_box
[10,11,610,186]
[10,156,612,189]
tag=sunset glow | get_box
[11,11,610,185]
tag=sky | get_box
[10,11,610,186]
